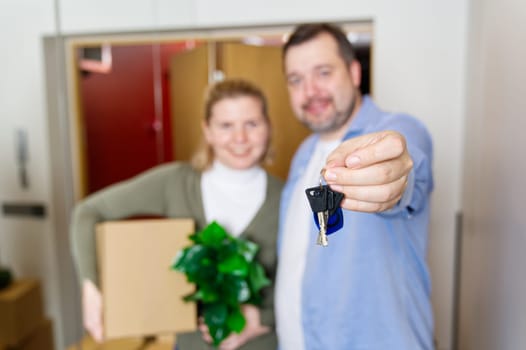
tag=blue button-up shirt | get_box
[277,96,434,349]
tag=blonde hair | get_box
[191,79,273,171]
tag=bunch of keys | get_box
[305,170,345,247]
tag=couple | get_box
[71,23,434,350]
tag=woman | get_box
[70,79,282,350]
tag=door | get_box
[170,44,210,162]
[219,42,310,180]
[170,42,309,180]
[79,44,181,196]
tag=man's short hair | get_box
[283,23,356,65]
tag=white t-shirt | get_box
[201,160,267,236]
[275,139,340,350]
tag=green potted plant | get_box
[0,266,13,290]
[172,221,270,346]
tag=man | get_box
[275,23,434,349]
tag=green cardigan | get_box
[70,162,282,348]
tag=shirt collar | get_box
[342,95,377,138]
[288,96,379,180]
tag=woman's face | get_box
[203,96,270,170]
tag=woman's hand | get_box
[199,304,270,350]
[82,279,104,342]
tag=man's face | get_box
[284,33,361,139]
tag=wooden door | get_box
[170,45,210,161]
[80,45,170,195]
[170,42,309,180]
[219,43,310,180]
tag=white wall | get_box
[1,1,468,349]
[0,0,65,347]
[459,0,526,348]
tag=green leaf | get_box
[182,285,219,303]
[208,324,229,346]
[235,239,259,262]
[172,245,208,274]
[248,262,271,293]
[204,302,228,328]
[188,232,201,244]
[182,290,199,302]
[197,221,229,248]
[222,276,251,304]
[226,307,246,333]
[218,253,249,277]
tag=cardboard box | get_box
[66,335,144,350]
[5,318,54,350]
[97,219,197,340]
[0,280,44,346]
[66,334,174,350]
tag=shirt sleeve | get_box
[378,115,434,217]
[70,163,178,286]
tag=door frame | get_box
[43,19,373,347]
[62,20,373,199]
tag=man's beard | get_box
[300,94,357,134]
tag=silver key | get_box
[317,170,329,246]
[316,210,329,247]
